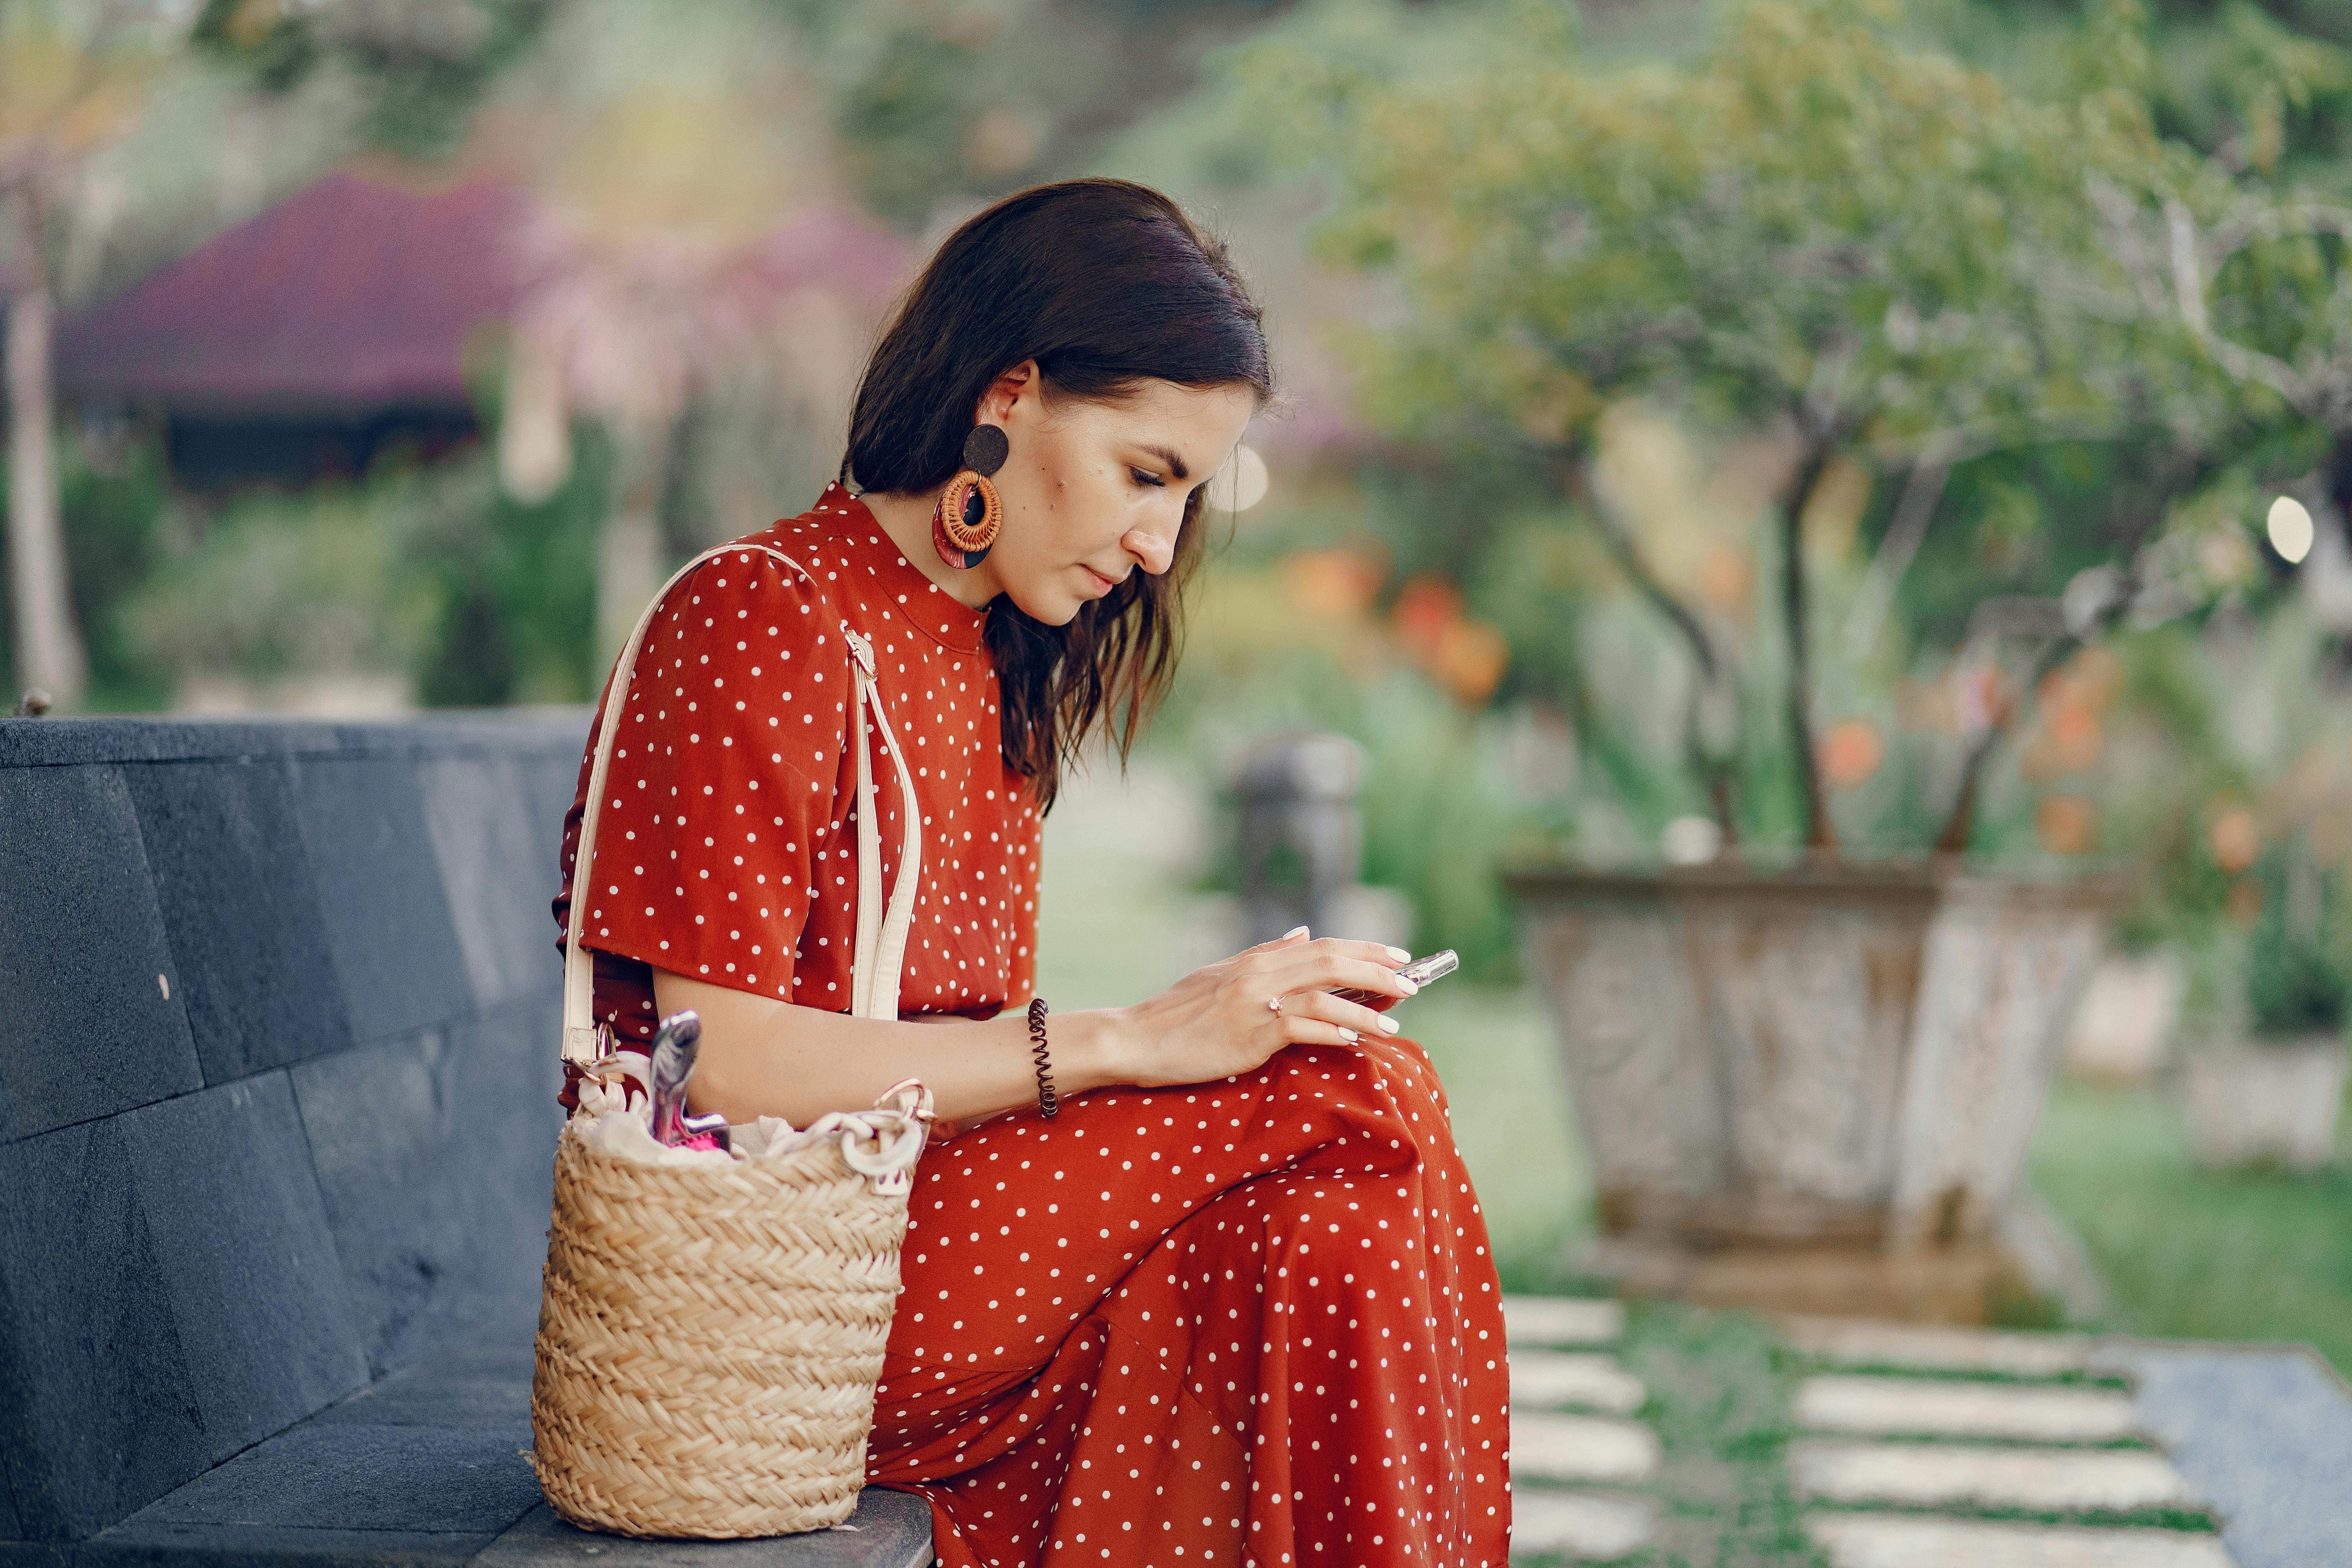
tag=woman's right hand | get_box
[1095,928,1420,1090]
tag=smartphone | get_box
[1328,949,1458,1012]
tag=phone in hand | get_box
[1328,949,1458,1013]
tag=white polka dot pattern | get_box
[867,1036,1515,1566]
[552,485,1043,1078]
[552,488,1513,1562]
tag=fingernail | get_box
[1339,1028,1360,1043]
[1283,925,1309,940]
[1385,946,1410,962]
[1378,1016,1401,1033]
[1397,976,1419,995]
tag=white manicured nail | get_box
[1339,1028,1360,1043]
[1379,1016,1401,1033]
[1397,976,1419,995]
[1385,946,1410,961]
[1283,925,1310,939]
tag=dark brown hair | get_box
[842,178,1270,809]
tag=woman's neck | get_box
[860,487,1004,612]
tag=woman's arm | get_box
[659,968,1125,1129]
[659,930,1418,1130]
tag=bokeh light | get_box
[2268,495,2315,564]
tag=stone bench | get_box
[0,713,931,1568]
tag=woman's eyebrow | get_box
[1138,445,1190,481]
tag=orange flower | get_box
[1283,550,1383,619]
[2207,804,2261,874]
[1818,718,1884,790]
[2023,700,2103,783]
[2034,795,2098,856]
[1392,574,1465,662]
[1435,619,1510,706]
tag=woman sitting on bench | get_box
[551,176,1510,1567]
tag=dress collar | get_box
[796,482,990,655]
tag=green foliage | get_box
[1214,0,2254,855]
[2244,841,2352,1035]
[0,424,174,711]
[1288,0,2183,457]
[415,431,610,706]
[771,0,1301,227]
[123,466,447,683]
[193,0,559,158]
[62,425,176,710]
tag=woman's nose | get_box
[1123,526,1176,576]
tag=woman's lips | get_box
[1080,563,1121,596]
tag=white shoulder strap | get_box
[562,544,923,1066]
[843,626,924,1020]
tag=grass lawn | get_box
[2031,1079,2352,1375]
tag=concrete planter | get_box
[2180,1037,2347,1172]
[1504,858,2114,1319]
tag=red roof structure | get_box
[56,171,916,421]
[57,172,527,414]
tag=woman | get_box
[553,178,1511,1567]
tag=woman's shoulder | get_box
[640,519,853,665]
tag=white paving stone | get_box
[1792,1441,2202,1512]
[1510,1349,1648,1414]
[1502,1294,1624,1347]
[1782,1316,2091,1377]
[1796,1374,2141,1442]
[1511,1410,1661,1484]
[1511,1491,1654,1560]
[1810,1514,2237,1568]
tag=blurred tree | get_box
[190,0,559,160]
[777,0,1307,229]
[1,0,182,710]
[1279,0,2201,850]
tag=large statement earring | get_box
[931,423,1009,570]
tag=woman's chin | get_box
[1005,583,1088,627]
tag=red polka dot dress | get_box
[553,488,1514,1566]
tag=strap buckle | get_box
[561,1022,612,1067]
[842,624,876,678]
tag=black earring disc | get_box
[963,423,1009,477]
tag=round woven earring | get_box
[931,424,1009,570]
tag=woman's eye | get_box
[1129,467,1166,489]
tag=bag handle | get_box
[842,627,924,1020]
[563,544,923,1068]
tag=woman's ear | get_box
[978,361,1041,429]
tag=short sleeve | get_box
[574,549,852,1004]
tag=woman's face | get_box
[974,362,1257,626]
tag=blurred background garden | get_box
[5,0,2350,1370]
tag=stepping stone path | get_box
[1502,1295,1656,1561]
[1809,1514,2238,1568]
[1786,1314,2240,1568]
[1510,1350,1648,1415]
[1795,1374,2142,1442]
[1511,1492,1655,1561]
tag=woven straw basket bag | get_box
[531,543,935,1539]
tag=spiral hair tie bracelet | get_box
[1028,996,1058,1119]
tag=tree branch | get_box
[1781,437,1839,851]
[1844,431,1967,660]
[1574,458,1743,840]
